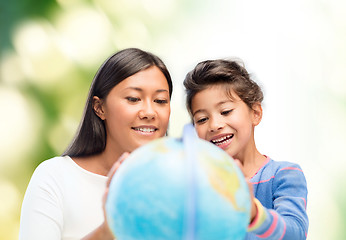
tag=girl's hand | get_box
[234,159,257,223]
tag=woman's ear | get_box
[93,96,106,120]
[251,102,263,126]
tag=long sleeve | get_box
[247,161,308,240]
[19,156,108,240]
[19,161,63,240]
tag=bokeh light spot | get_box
[12,20,72,85]
[0,52,26,85]
[55,7,114,67]
[0,87,42,166]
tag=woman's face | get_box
[95,66,171,155]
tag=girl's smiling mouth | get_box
[210,134,234,147]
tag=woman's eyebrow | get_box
[156,89,169,93]
[125,87,168,93]
[125,87,142,91]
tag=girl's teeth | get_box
[215,138,232,146]
[211,134,233,143]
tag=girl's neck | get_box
[235,149,267,178]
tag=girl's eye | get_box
[126,97,140,102]
[221,110,233,115]
[154,99,168,104]
[196,117,208,124]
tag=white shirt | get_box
[19,156,107,240]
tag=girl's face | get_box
[94,66,171,155]
[191,85,261,159]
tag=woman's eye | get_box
[154,99,168,104]
[126,97,140,102]
[221,110,233,115]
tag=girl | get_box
[19,48,173,240]
[184,59,308,239]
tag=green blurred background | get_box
[1,0,345,239]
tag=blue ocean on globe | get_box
[106,124,251,240]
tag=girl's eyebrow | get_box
[218,100,231,105]
[192,100,233,117]
[192,109,205,117]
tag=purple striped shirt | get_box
[246,158,309,240]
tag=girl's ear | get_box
[93,96,106,120]
[251,102,263,126]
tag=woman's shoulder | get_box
[35,155,72,171]
[30,156,74,180]
[32,155,108,183]
[23,156,76,198]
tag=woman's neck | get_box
[72,144,123,176]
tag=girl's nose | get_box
[209,117,225,132]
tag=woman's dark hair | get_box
[63,48,173,157]
[183,59,263,116]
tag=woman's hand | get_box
[103,152,129,218]
[234,159,257,223]
[103,152,129,236]
[82,152,129,240]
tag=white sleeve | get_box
[19,162,63,240]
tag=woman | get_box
[19,48,173,240]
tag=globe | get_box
[106,124,251,240]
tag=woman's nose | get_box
[139,101,156,120]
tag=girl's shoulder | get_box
[254,158,306,183]
[263,158,306,186]
[265,158,303,173]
